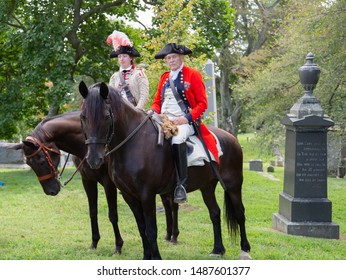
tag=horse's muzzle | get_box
[41,181,61,196]
[86,156,104,170]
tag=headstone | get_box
[337,143,346,178]
[273,146,284,166]
[272,53,339,239]
[337,166,345,178]
[0,142,27,168]
[59,152,74,168]
[249,160,263,171]
[267,166,274,172]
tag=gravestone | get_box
[267,166,274,173]
[59,152,74,168]
[272,53,339,239]
[337,143,346,178]
[249,160,263,171]
[273,146,284,166]
[338,166,346,178]
[0,142,26,168]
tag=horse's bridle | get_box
[105,111,154,156]
[25,136,61,182]
[82,106,153,157]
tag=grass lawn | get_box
[0,133,345,260]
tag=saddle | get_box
[150,113,223,166]
[150,113,178,146]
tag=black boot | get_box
[172,143,188,203]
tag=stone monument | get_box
[272,53,340,239]
[249,159,263,172]
[204,59,218,127]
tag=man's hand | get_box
[172,117,188,125]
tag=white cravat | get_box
[120,66,132,72]
[170,63,183,81]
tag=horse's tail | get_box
[224,191,239,239]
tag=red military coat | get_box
[151,65,219,163]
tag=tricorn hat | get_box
[106,30,140,58]
[154,43,192,59]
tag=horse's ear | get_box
[79,81,89,99]
[9,143,23,150]
[22,140,37,149]
[99,82,109,100]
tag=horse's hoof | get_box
[89,244,97,250]
[209,247,225,257]
[170,237,178,245]
[113,247,122,255]
[164,235,171,242]
[209,253,222,257]
[239,250,252,260]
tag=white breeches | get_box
[171,124,195,144]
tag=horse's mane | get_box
[31,111,80,141]
[40,111,79,125]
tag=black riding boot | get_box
[172,143,188,203]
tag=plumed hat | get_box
[154,43,192,59]
[106,30,140,58]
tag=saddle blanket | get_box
[187,132,223,167]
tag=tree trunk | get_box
[219,69,234,134]
[218,42,241,137]
[47,104,60,117]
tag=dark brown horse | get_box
[79,81,251,260]
[12,111,179,255]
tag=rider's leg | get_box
[171,123,194,203]
[172,142,187,203]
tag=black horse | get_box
[12,111,179,255]
[79,81,251,260]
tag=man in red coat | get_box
[151,43,219,203]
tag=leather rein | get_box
[104,110,154,157]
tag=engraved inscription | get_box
[296,140,326,184]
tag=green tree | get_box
[142,0,235,122]
[141,0,206,106]
[1,0,236,140]
[235,0,346,153]
[217,0,286,136]
[0,24,29,139]
[0,0,146,140]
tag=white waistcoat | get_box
[161,87,184,119]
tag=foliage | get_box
[0,0,235,140]
[0,0,142,140]
[191,0,235,57]
[233,0,346,151]
[141,0,206,106]
[140,0,235,108]
[1,0,343,147]
[0,25,28,139]
[212,0,287,135]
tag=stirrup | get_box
[174,185,187,204]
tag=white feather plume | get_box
[106,30,133,51]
